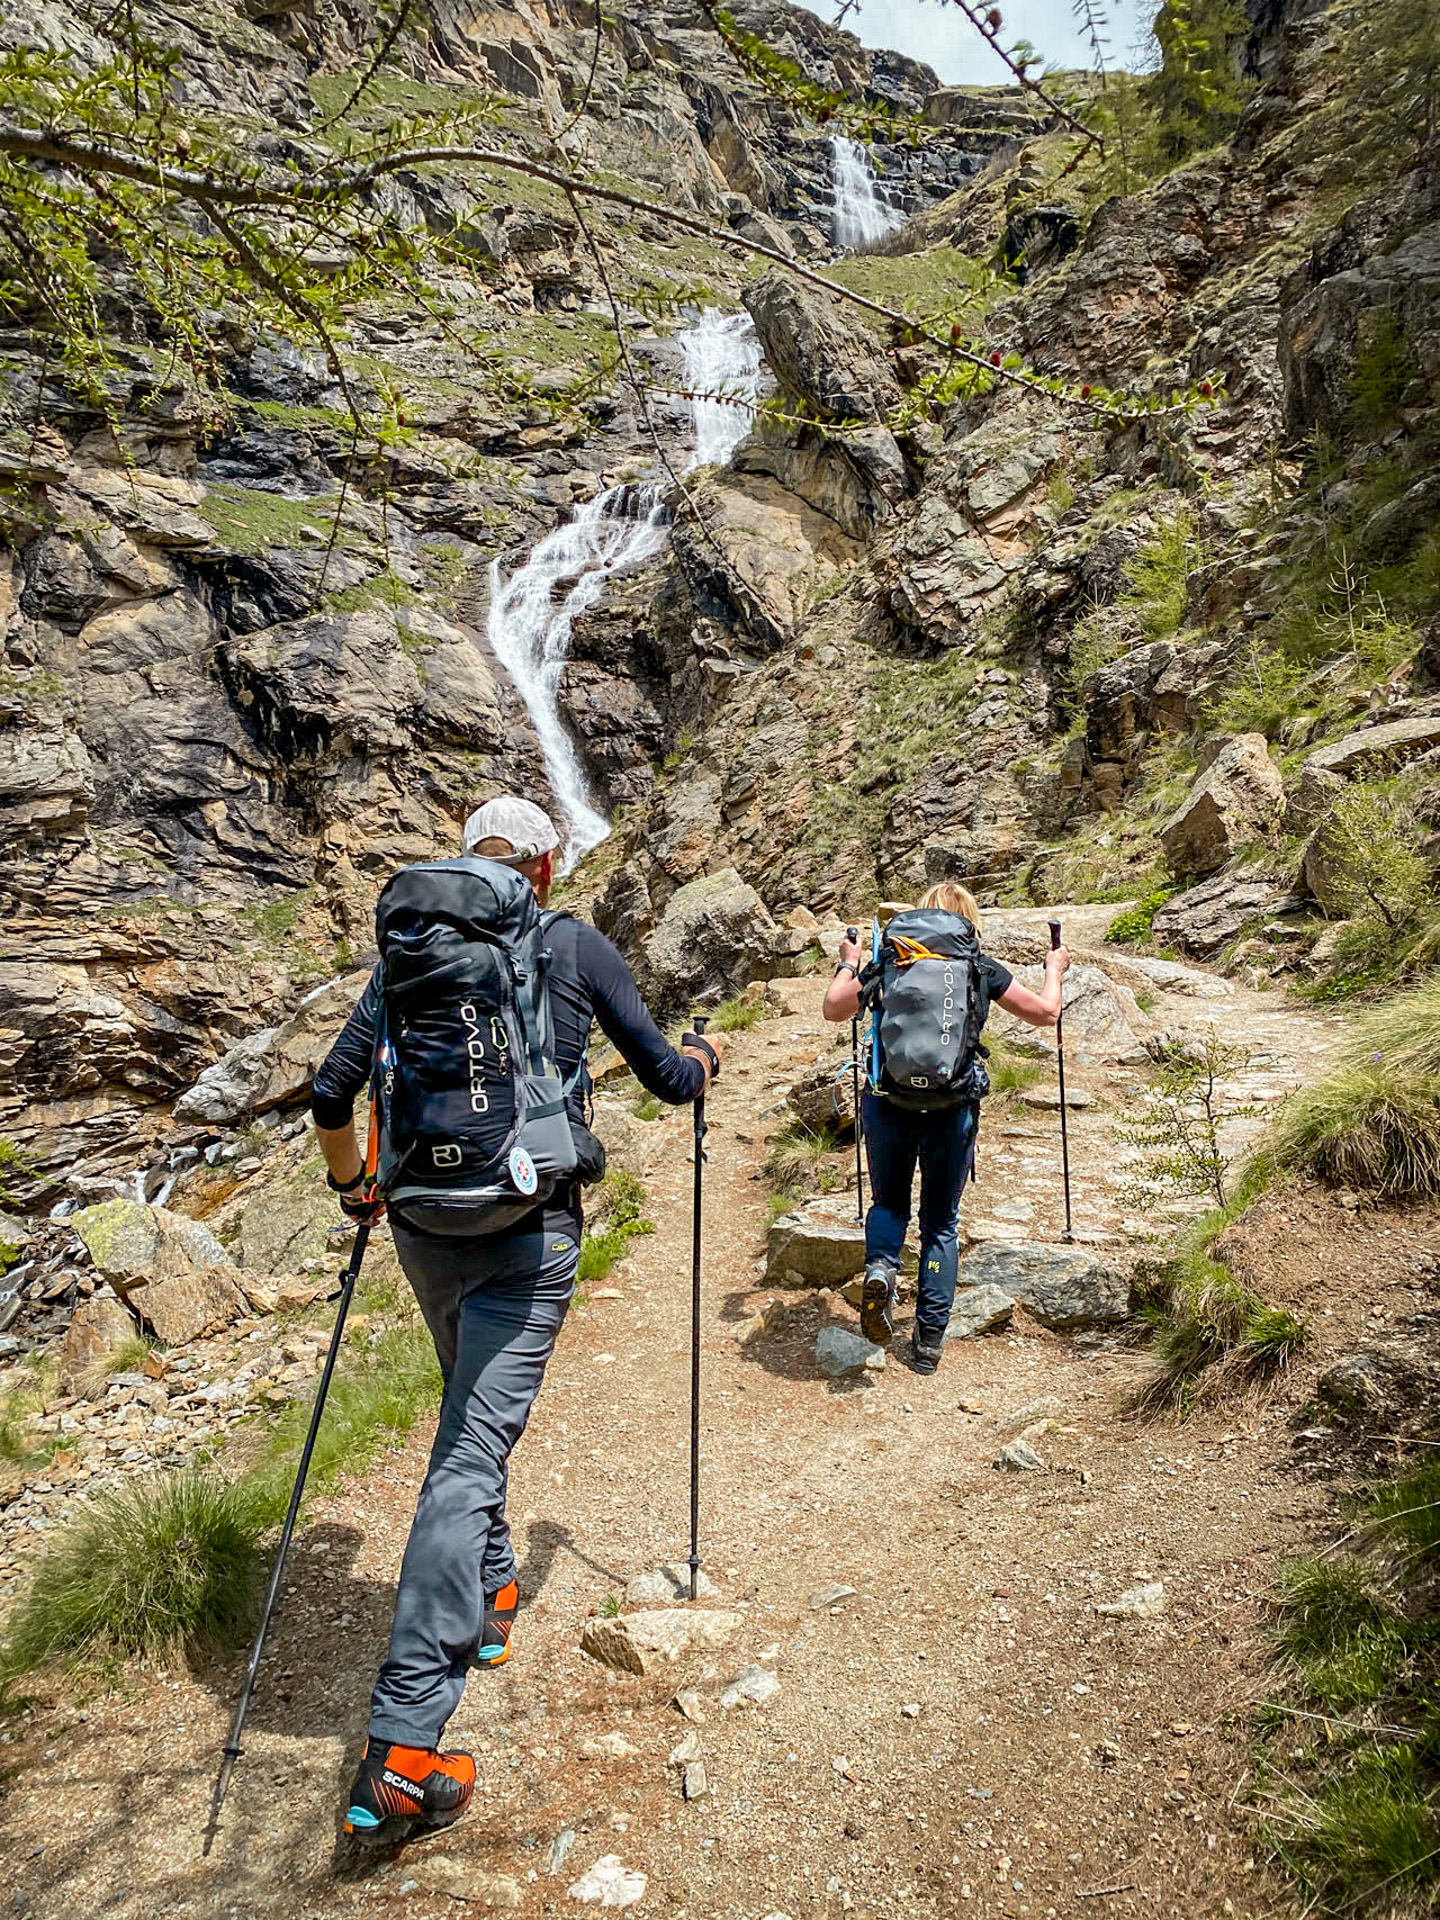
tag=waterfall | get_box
[485,488,669,873]
[484,308,762,871]
[830,135,904,252]
[681,307,762,471]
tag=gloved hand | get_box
[339,1182,385,1226]
[329,1167,385,1225]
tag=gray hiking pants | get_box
[367,1219,577,1746]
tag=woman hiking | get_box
[822,883,1070,1374]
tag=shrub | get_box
[1117,1031,1255,1209]
[1107,888,1176,944]
[1310,783,1431,935]
[0,1472,267,1679]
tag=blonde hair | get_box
[919,881,982,935]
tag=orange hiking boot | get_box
[343,1739,475,1846]
[475,1580,518,1669]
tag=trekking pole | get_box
[688,1015,709,1603]
[847,927,865,1225]
[203,1213,374,1853]
[1048,919,1074,1241]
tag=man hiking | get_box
[823,883,1069,1373]
[311,795,722,1846]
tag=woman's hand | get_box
[838,933,862,968]
[1046,943,1072,978]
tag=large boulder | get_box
[1150,873,1308,959]
[1303,712,1440,777]
[72,1199,250,1344]
[960,1242,1129,1330]
[988,961,1145,1062]
[670,470,858,652]
[58,1293,139,1394]
[173,969,371,1126]
[766,1203,867,1288]
[237,1153,334,1275]
[639,867,777,1016]
[1283,764,1347,836]
[1159,733,1284,878]
[787,1058,858,1137]
[743,269,903,427]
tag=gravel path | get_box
[0,952,1354,1920]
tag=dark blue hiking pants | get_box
[367,1221,577,1747]
[862,1091,976,1342]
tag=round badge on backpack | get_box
[508,1146,538,1196]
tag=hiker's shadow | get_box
[195,1512,605,1747]
[720,1288,888,1396]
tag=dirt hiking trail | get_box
[0,926,1396,1920]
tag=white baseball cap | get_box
[462,795,561,862]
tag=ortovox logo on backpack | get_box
[861,908,989,1114]
[371,857,579,1237]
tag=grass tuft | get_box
[710,993,768,1034]
[987,1041,1044,1098]
[577,1169,654,1284]
[1130,1205,1307,1416]
[1275,1558,1407,1710]
[246,1322,440,1522]
[1261,977,1440,1199]
[0,1472,266,1680]
[765,1122,844,1200]
[1259,1452,1440,1909]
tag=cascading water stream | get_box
[485,489,669,871]
[681,307,762,472]
[484,309,761,871]
[830,134,904,252]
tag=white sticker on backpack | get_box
[508,1146,538,1196]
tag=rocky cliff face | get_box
[3,0,1438,1212]
[0,0,983,1192]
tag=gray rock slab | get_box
[720,1664,781,1709]
[808,1582,858,1609]
[767,1205,868,1287]
[579,1608,743,1675]
[815,1325,886,1375]
[944,1285,1015,1340]
[961,1242,1129,1330]
[1095,1580,1166,1618]
[995,1439,1044,1471]
[1306,712,1440,776]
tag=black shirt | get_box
[311,913,704,1235]
[976,954,1015,1022]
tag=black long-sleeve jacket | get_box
[310,914,702,1236]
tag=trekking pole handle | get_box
[847,926,858,942]
[1048,919,1062,950]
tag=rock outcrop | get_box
[1159,734,1285,879]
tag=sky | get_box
[804,0,1154,85]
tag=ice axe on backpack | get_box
[1048,919,1074,1240]
[847,927,865,1224]
[203,1109,379,1854]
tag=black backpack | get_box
[371,857,579,1236]
[862,908,989,1112]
